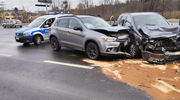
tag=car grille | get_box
[155,39,176,47]
[16,33,23,36]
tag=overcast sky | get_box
[1,0,125,12]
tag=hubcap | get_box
[51,38,58,49]
[87,44,97,59]
[36,36,41,44]
[130,44,136,56]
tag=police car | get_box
[15,14,71,45]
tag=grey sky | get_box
[1,0,125,12]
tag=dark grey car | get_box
[50,15,130,59]
[114,12,180,63]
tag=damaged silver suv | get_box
[50,15,129,59]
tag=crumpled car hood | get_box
[92,26,128,32]
[141,25,180,39]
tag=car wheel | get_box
[23,43,30,46]
[129,43,141,58]
[34,35,42,45]
[86,42,100,60]
[50,36,61,51]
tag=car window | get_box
[56,18,69,28]
[124,16,132,27]
[133,14,169,29]
[119,15,127,26]
[80,17,110,29]
[69,18,81,29]
[41,18,55,28]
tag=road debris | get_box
[83,58,180,100]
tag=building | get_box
[0,9,40,24]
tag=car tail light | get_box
[15,22,18,24]
[49,27,51,31]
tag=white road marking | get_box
[158,80,180,93]
[152,80,180,93]
[43,60,94,69]
[0,53,12,57]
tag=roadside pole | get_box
[37,0,52,14]
[45,3,48,14]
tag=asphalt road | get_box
[0,27,150,100]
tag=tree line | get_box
[51,0,180,20]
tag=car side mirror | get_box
[73,26,82,31]
[43,25,49,28]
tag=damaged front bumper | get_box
[142,51,180,63]
[101,38,130,56]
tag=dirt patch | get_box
[82,59,180,100]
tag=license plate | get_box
[16,37,19,40]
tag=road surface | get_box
[0,27,150,100]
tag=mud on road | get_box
[83,59,180,100]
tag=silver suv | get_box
[50,15,129,59]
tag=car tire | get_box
[129,43,141,58]
[50,36,61,51]
[86,42,100,60]
[23,43,30,46]
[34,35,42,45]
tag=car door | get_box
[40,18,55,40]
[66,18,85,51]
[55,18,69,46]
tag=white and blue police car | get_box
[15,14,71,45]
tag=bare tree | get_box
[51,0,63,11]
[77,0,94,9]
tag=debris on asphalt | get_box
[176,70,180,74]
[83,58,180,100]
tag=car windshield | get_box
[80,17,110,29]
[28,17,46,28]
[133,14,169,29]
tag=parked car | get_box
[111,12,180,63]
[2,19,22,28]
[50,15,130,60]
[15,14,71,45]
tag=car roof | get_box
[57,15,100,19]
[122,12,159,16]
[39,14,73,19]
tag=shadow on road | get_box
[16,42,146,64]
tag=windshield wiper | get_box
[146,24,156,26]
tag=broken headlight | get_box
[149,40,155,42]
[102,37,117,42]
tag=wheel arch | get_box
[84,39,101,52]
[49,34,57,40]
[33,33,44,41]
